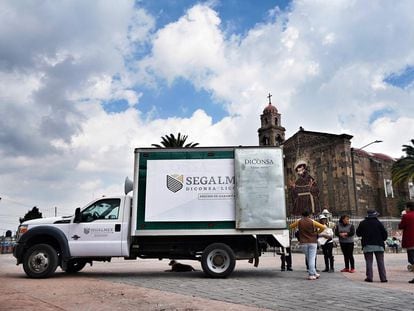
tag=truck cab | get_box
[14,196,132,278]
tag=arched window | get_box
[276,135,283,146]
[262,136,269,145]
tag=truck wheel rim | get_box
[29,251,49,273]
[207,250,229,273]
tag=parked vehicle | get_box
[13,147,289,278]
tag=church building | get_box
[257,95,403,217]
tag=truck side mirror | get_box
[74,207,81,223]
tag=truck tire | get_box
[63,260,87,274]
[23,244,58,278]
[201,243,236,278]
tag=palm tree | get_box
[392,139,414,185]
[152,133,199,148]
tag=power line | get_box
[0,196,33,208]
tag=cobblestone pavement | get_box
[97,252,414,311]
[1,252,414,311]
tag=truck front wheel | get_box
[201,243,236,278]
[23,244,58,278]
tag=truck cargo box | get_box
[131,147,287,235]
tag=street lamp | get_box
[358,140,383,151]
[351,140,383,216]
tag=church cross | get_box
[267,93,272,104]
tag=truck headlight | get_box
[17,225,28,238]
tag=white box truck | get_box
[13,147,289,278]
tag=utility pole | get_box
[351,140,383,215]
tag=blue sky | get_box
[119,0,293,122]
[1,0,414,232]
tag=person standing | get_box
[356,209,388,283]
[290,160,320,216]
[318,215,334,272]
[398,200,414,284]
[290,210,326,280]
[335,215,356,273]
[280,247,292,271]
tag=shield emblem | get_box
[167,175,183,193]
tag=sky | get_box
[1,0,414,234]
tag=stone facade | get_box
[352,149,400,216]
[283,129,357,216]
[257,101,403,217]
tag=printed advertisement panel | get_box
[145,159,235,222]
[235,148,287,229]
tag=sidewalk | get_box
[263,250,414,292]
[333,252,414,293]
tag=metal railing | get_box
[286,216,404,254]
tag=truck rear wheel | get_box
[201,243,236,278]
[23,244,58,278]
[63,260,87,274]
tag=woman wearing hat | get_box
[356,209,388,283]
[318,215,334,272]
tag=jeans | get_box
[301,243,317,276]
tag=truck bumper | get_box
[13,242,25,265]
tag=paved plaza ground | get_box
[0,252,413,311]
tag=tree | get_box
[392,139,414,185]
[19,206,43,224]
[152,133,199,148]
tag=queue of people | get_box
[285,201,414,284]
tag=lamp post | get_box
[351,140,383,216]
[357,140,383,151]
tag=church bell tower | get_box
[258,93,286,146]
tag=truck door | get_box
[68,198,125,257]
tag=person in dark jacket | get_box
[356,209,388,283]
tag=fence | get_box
[0,237,16,254]
[286,216,404,254]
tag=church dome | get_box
[263,103,278,114]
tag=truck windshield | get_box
[81,198,121,222]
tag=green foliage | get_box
[19,206,43,224]
[392,139,414,185]
[152,133,199,148]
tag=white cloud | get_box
[139,4,226,86]
[1,0,414,231]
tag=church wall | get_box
[353,152,400,217]
[283,132,356,216]
[257,100,403,217]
